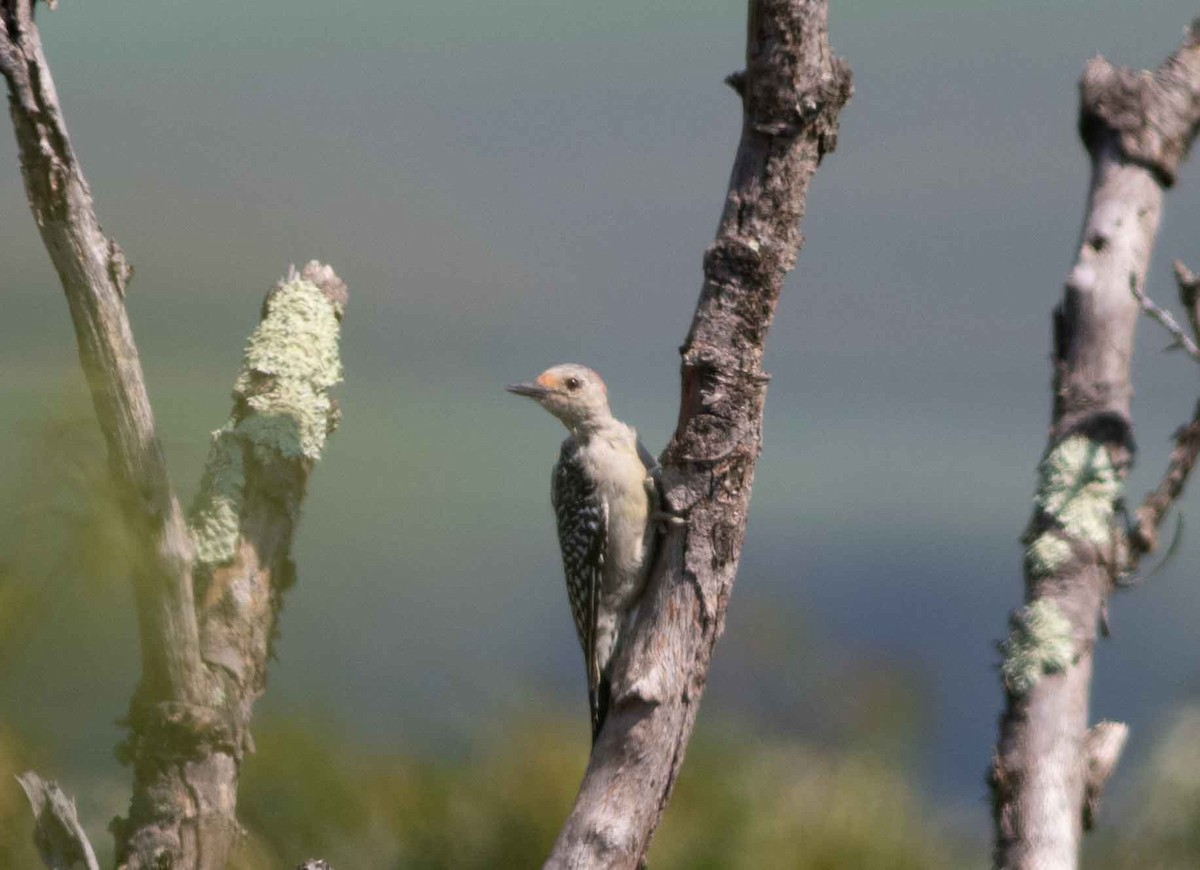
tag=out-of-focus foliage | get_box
[14,703,1200,869]
[0,727,40,869]
[225,715,967,870]
[0,401,137,670]
[0,398,142,867]
[0,401,965,869]
[233,716,585,869]
[1089,706,1200,870]
[6,401,1200,869]
[653,739,959,870]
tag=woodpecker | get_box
[508,364,660,741]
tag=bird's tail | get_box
[589,675,611,744]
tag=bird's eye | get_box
[565,377,581,391]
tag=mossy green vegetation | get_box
[1000,599,1075,695]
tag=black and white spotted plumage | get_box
[508,363,660,745]
[552,439,609,740]
[551,436,662,742]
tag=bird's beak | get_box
[506,382,550,399]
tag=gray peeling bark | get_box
[2,3,349,868]
[991,21,1200,870]
[545,2,851,867]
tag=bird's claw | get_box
[652,510,687,528]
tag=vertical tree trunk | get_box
[546,1,851,867]
[990,21,1200,870]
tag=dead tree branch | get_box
[1,0,209,711]
[113,263,347,869]
[545,1,851,867]
[1131,276,1200,361]
[16,772,100,870]
[1131,262,1200,558]
[2,3,349,867]
[990,19,1200,870]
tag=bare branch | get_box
[114,264,348,869]
[0,0,208,705]
[545,2,851,867]
[16,772,100,870]
[1131,261,1200,558]
[1079,19,1200,186]
[1175,258,1200,338]
[991,19,1200,869]
[4,2,351,864]
[1131,280,1200,360]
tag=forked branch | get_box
[114,263,347,868]
[2,2,349,867]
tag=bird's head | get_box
[507,364,612,430]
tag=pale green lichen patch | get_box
[243,280,342,389]
[1025,533,1074,579]
[1034,435,1121,549]
[234,277,343,462]
[189,430,247,566]
[237,381,333,461]
[1000,599,1075,695]
[188,274,344,566]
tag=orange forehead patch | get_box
[536,371,560,389]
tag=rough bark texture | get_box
[990,21,1200,870]
[1079,21,1200,187]
[113,264,348,869]
[545,2,851,867]
[17,772,101,870]
[2,5,349,867]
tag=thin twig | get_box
[1131,261,1200,559]
[1131,279,1200,360]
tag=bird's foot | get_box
[652,510,686,529]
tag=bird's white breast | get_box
[579,423,652,603]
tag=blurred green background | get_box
[5,0,1200,866]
